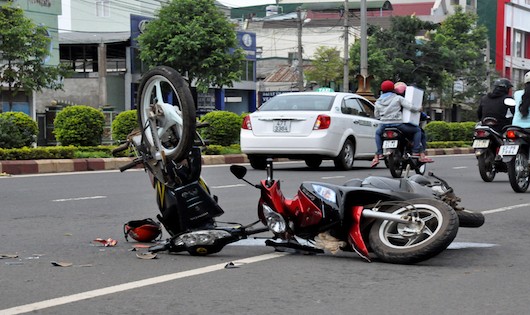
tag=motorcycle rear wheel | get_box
[368,198,458,264]
[477,150,496,182]
[388,150,403,178]
[507,151,530,193]
[137,66,196,164]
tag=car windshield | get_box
[259,94,335,111]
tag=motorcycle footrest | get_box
[265,239,324,255]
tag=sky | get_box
[218,0,278,8]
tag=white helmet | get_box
[525,71,530,84]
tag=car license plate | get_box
[273,120,290,132]
[472,139,490,148]
[383,140,398,149]
[499,145,519,156]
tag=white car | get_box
[241,92,379,170]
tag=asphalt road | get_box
[1,154,529,315]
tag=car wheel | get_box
[248,155,267,170]
[305,158,322,169]
[334,139,355,170]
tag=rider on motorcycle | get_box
[512,72,530,128]
[371,80,432,168]
[477,78,515,132]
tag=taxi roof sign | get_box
[316,87,334,92]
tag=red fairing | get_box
[348,205,371,262]
[292,188,323,227]
[259,179,287,217]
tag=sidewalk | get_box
[0,148,474,176]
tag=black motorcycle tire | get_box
[456,210,485,228]
[248,155,267,170]
[305,158,323,169]
[507,150,530,193]
[334,139,355,170]
[388,149,403,178]
[477,150,496,182]
[137,66,196,163]
[368,198,458,264]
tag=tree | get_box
[350,10,488,118]
[305,46,343,89]
[138,0,245,93]
[0,3,67,112]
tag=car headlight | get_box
[173,230,232,247]
[262,203,286,234]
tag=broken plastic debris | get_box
[92,238,118,247]
[224,262,240,269]
[136,252,157,260]
[51,261,73,267]
[0,254,19,259]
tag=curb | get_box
[0,148,474,176]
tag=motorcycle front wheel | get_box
[137,66,196,163]
[507,150,530,193]
[388,150,403,178]
[368,198,458,264]
[477,149,496,182]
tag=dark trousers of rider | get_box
[375,123,423,155]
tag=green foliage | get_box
[53,105,105,146]
[0,115,26,148]
[424,121,450,141]
[199,111,242,146]
[349,11,489,104]
[202,144,241,155]
[305,46,343,88]
[427,141,472,148]
[111,110,138,142]
[0,3,69,110]
[138,0,245,93]
[1,112,38,147]
[0,146,76,160]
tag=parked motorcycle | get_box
[114,65,483,264]
[472,117,507,182]
[499,126,530,192]
[381,126,427,178]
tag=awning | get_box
[59,31,131,44]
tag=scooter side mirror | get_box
[504,98,516,107]
[230,165,247,179]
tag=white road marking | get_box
[452,166,467,169]
[0,252,287,315]
[211,184,246,189]
[483,203,530,214]
[321,176,346,179]
[52,196,107,202]
[448,242,497,249]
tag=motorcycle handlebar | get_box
[119,157,143,172]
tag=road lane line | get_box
[52,196,107,202]
[211,184,246,189]
[0,252,287,315]
[483,203,530,214]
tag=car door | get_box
[341,97,378,156]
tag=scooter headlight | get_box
[312,184,336,203]
[262,204,286,234]
[174,230,232,247]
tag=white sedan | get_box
[240,92,379,170]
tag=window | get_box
[96,0,110,17]
[342,98,365,116]
[514,30,524,58]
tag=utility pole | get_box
[360,0,367,79]
[297,7,304,92]
[343,0,349,92]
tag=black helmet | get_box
[493,78,513,89]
